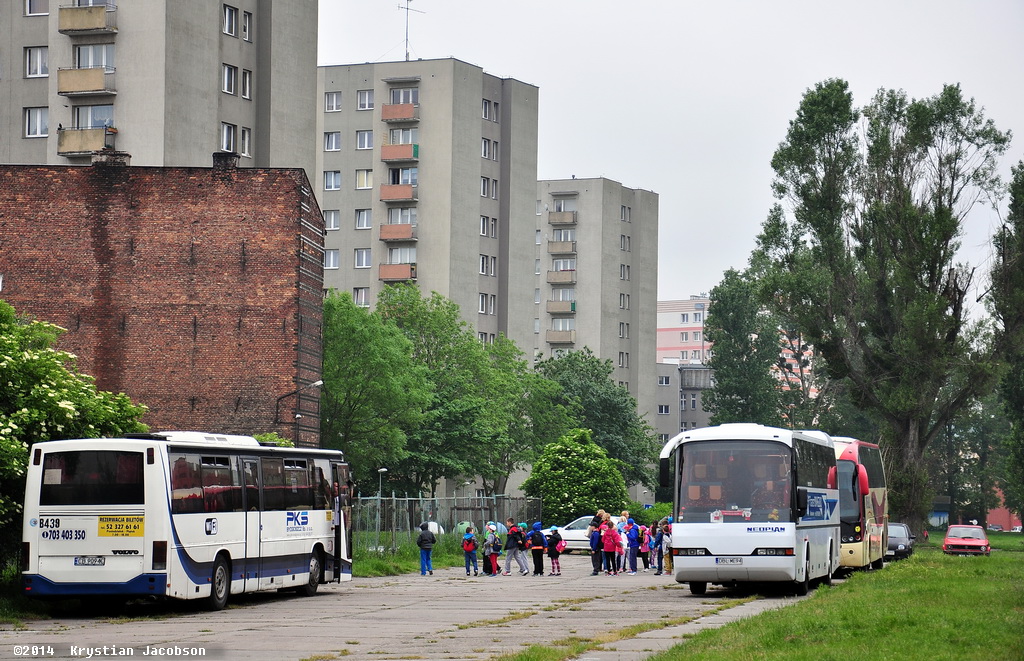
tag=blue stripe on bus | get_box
[23,573,166,597]
[171,544,315,583]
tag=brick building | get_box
[0,152,325,446]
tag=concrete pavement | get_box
[2,553,809,660]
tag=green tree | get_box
[702,268,784,426]
[535,348,657,487]
[755,80,1023,530]
[0,300,147,554]
[319,290,431,489]
[521,428,628,524]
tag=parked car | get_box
[886,522,915,561]
[987,524,1003,532]
[942,525,990,556]
[554,516,597,551]
[1012,526,1022,533]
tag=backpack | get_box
[462,536,476,552]
[530,530,545,548]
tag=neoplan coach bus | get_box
[22,432,351,610]
[659,423,840,595]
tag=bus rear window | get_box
[40,451,144,505]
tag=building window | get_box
[480,216,489,236]
[75,43,115,71]
[680,351,689,360]
[324,249,339,269]
[619,293,630,309]
[489,294,497,314]
[354,248,371,268]
[324,171,341,191]
[553,197,576,212]
[490,218,498,237]
[658,375,671,386]
[680,332,689,342]
[490,256,497,276]
[222,64,238,94]
[618,352,629,368]
[621,205,631,222]
[388,207,416,225]
[73,104,113,129]
[26,0,49,16]
[680,313,689,323]
[353,287,369,307]
[389,127,417,144]
[534,288,541,304]
[355,209,372,230]
[620,235,631,251]
[691,394,698,410]
[355,169,373,189]
[552,258,576,271]
[389,87,418,104]
[241,69,252,99]
[481,138,491,159]
[694,312,703,323]
[324,132,341,151]
[552,228,575,241]
[480,177,490,197]
[357,89,374,110]
[619,322,630,338]
[552,318,575,331]
[658,405,670,415]
[619,264,630,280]
[535,259,541,275]
[323,210,340,231]
[325,91,341,112]
[534,318,541,334]
[692,350,701,361]
[693,331,701,341]
[388,167,417,185]
[479,255,488,275]
[388,246,415,264]
[491,141,499,161]
[24,107,48,138]
[356,130,373,150]
[552,287,575,302]
[223,5,238,36]
[25,47,48,77]
[221,123,237,152]
[491,179,498,199]
[535,230,542,245]
[478,294,487,314]
[481,98,499,122]
[239,127,252,157]
[478,332,488,342]
[242,11,253,41]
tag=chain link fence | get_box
[352,495,541,553]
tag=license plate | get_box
[74,556,105,567]
[716,557,743,565]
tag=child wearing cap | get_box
[546,525,563,576]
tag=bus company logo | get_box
[111,549,139,555]
[205,518,218,536]
[747,526,786,533]
[286,511,311,533]
[805,493,839,521]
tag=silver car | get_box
[554,516,596,551]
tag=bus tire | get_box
[206,555,230,611]
[870,554,885,570]
[794,558,810,596]
[822,546,834,587]
[299,548,323,597]
[689,581,707,595]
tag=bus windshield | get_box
[679,440,792,523]
[39,450,144,506]
[836,459,859,523]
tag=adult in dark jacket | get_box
[589,527,603,575]
[624,518,640,574]
[416,522,436,576]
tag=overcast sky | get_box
[318,0,1024,302]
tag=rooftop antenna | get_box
[398,0,425,61]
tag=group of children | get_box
[416,510,674,578]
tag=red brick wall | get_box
[0,157,324,446]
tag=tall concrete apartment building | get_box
[534,178,659,411]
[1,0,316,177]
[316,58,539,352]
[656,296,714,438]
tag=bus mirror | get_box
[826,466,837,489]
[796,488,808,517]
[659,457,670,489]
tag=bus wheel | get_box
[870,554,885,570]
[795,559,810,596]
[206,556,230,611]
[689,581,707,595]
[822,548,834,587]
[299,549,323,597]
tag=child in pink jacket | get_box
[601,524,622,576]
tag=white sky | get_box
[318,0,1024,301]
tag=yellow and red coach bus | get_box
[832,437,887,571]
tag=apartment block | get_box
[0,0,316,177]
[316,58,539,352]
[535,178,659,414]
[0,153,325,447]
[656,296,711,364]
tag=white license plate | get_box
[715,557,743,565]
[74,556,105,567]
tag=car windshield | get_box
[948,526,985,539]
[889,526,908,539]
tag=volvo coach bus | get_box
[22,432,351,610]
[832,436,887,571]
[659,423,840,595]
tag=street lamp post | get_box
[273,379,323,444]
[376,467,388,550]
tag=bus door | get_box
[241,458,261,591]
[331,461,350,574]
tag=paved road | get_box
[2,553,814,660]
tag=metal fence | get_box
[352,495,541,553]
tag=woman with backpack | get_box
[546,525,565,576]
[462,526,479,576]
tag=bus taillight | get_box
[153,541,167,570]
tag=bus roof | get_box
[831,436,880,461]
[659,423,834,460]
[30,432,345,458]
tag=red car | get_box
[942,525,991,556]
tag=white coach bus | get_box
[22,432,352,609]
[659,423,840,595]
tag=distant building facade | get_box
[0,153,325,446]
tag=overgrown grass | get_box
[645,548,1023,661]
[354,531,473,577]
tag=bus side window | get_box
[262,458,285,510]
[170,454,204,514]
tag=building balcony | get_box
[379,224,418,242]
[546,301,576,314]
[381,143,419,162]
[547,240,576,254]
[548,211,577,225]
[58,67,116,96]
[547,270,577,285]
[380,184,418,202]
[57,127,117,156]
[379,263,417,281]
[58,4,118,35]
[381,103,419,122]
[546,329,576,344]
